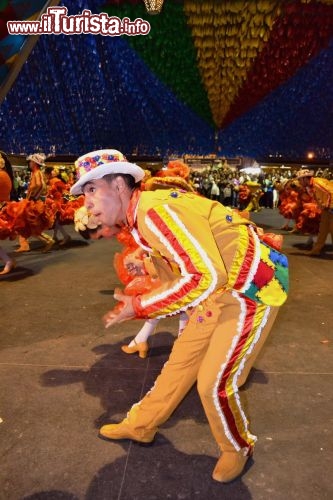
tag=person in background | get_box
[272,176,280,209]
[262,174,274,209]
[297,169,333,256]
[0,150,17,201]
[222,182,232,206]
[45,166,72,246]
[70,149,289,484]
[0,245,15,275]
[0,151,16,274]
[244,178,263,212]
[276,178,300,232]
[16,153,55,253]
[231,173,240,208]
[210,177,220,201]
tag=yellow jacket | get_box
[311,178,333,209]
[127,189,288,318]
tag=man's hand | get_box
[103,288,136,328]
[124,253,146,276]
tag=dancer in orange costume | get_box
[16,153,55,253]
[297,169,333,255]
[275,177,320,247]
[238,184,251,211]
[277,178,302,232]
[113,226,189,357]
[120,160,193,354]
[0,153,60,259]
[295,184,321,248]
[75,223,188,359]
[0,151,16,274]
[70,149,288,483]
[45,166,72,246]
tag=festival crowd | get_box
[1,151,333,276]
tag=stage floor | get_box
[1,208,332,500]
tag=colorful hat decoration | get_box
[70,149,145,195]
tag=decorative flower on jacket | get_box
[74,206,99,232]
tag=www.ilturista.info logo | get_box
[7,7,151,36]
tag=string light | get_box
[143,0,164,15]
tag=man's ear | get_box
[114,176,127,193]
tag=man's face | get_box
[83,178,123,227]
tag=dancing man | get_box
[70,149,289,483]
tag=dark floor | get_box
[0,208,332,500]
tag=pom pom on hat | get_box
[143,159,193,192]
[144,176,194,192]
[157,160,190,179]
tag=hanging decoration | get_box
[222,0,333,128]
[184,0,282,128]
[142,0,164,15]
[0,0,332,159]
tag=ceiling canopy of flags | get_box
[0,0,333,160]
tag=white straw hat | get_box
[26,153,46,166]
[70,149,145,195]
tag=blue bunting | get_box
[219,39,333,160]
[0,0,214,156]
[0,0,332,159]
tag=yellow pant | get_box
[313,209,333,252]
[126,289,279,453]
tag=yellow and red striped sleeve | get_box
[132,204,218,318]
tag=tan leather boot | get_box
[99,405,156,444]
[99,418,155,444]
[212,449,252,483]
